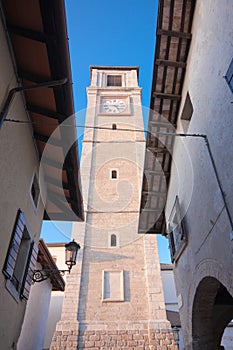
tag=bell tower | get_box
[51,66,176,350]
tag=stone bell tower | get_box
[51,66,176,349]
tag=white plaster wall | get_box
[164,0,233,346]
[221,326,233,350]
[44,292,64,349]
[43,245,66,349]
[161,269,179,312]
[17,263,52,350]
[160,268,184,349]
[0,13,45,350]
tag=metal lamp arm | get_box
[32,268,70,283]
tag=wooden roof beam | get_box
[144,169,170,176]
[45,175,74,191]
[47,190,77,206]
[153,92,181,100]
[33,132,62,147]
[27,103,65,121]
[157,28,192,39]
[18,70,50,84]
[155,59,186,68]
[148,121,177,128]
[41,156,73,172]
[48,192,72,215]
[146,147,170,154]
[139,208,166,213]
[7,24,55,43]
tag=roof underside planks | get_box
[1,0,83,221]
[139,0,196,235]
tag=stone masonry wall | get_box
[51,327,178,350]
[50,67,175,350]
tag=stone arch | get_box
[192,276,233,350]
[186,259,233,346]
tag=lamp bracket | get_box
[33,269,69,283]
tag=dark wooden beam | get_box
[18,70,50,84]
[155,59,186,68]
[47,192,72,215]
[27,103,65,121]
[34,132,62,147]
[45,175,74,191]
[144,169,170,176]
[41,156,73,172]
[146,147,169,154]
[47,190,76,206]
[153,92,181,100]
[149,121,177,128]
[44,212,79,221]
[139,208,166,213]
[157,28,192,39]
[7,24,55,43]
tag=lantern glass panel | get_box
[65,241,80,267]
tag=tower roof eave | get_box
[90,65,140,79]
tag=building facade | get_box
[51,66,177,349]
[165,1,233,348]
[0,1,83,349]
[44,243,69,350]
[161,264,184,350]
[140,0,233,349]
[17,240,65,350]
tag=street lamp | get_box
[33,239,80,283]
[65,240,81,272]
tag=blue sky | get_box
[41,0,171,263]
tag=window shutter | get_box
[168,225,176,261]
[3,210,25,279]
[21,242,38,300]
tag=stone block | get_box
[84,340,95,347]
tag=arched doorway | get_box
[192,277,233,350]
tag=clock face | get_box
[103,99,126,113]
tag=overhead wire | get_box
[4,117,175,135]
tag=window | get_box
[167,196,187,263]
[111,170,117,179]
[3,210,38,301]
[112,124,117,130]
[30,173,40,208]
[225,58,233,93]
[180,92,193,133]
[111,234,117,247]
[102,270,124,302]
[107,75,122,86]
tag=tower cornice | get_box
[86,86,142,93]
